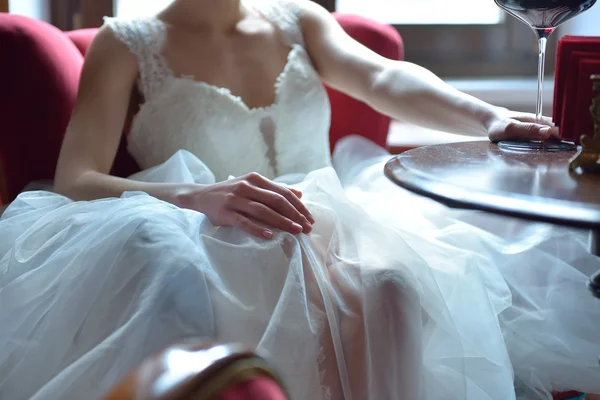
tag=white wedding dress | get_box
[1,1,599,399]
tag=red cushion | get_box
[328,13,404,151]
[216,376,288,400]
[65,28,98,56]
[0,14,83,204]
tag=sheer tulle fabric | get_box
[335,137,600,399]
[3,137,599,400]
[0,140,500,400]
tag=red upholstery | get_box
[328,13,404,153]
[0,13,83,205]
[0,13,403,205]
[65,28,98,54]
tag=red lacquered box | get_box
[553,35,600,143]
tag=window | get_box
[333,0,555,78]
[115,0,172,18]
[336,0,503,25]
[7,0,50,20]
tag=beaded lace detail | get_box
[103,16,169,100]
[103,0,332,182]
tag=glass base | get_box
[497,140,578,152]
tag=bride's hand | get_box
[486,108,561,142]
[176,173,314,239]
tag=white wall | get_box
[8,0,51,21]
[115,0,173,18]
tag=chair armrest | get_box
[0,14,83,204]
[103,340,288,400]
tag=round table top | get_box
[384,141,600,230]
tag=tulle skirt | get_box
[1,136,599,400]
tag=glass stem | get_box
[536,36,547,121]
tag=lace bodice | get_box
[104,0,332,182]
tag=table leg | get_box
[590,230,600,299]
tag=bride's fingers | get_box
[232,198,304,235]
[244,186,312,233]
[223,211,275,239]
[279,183,304,199]
[249,175,314,224]
[507,114,561,139]
[512,113,555,126]
[495,121,553,141]
[549,125,561,138]
[289,187,303,198]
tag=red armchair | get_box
[0,12,403,206]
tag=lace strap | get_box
[252,0,306,47]
[103,17,169,99]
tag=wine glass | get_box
[494,0,597,149]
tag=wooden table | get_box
[384,141,600,297]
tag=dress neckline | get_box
[148,15,303,114]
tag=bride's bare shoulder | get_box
[89,21,138,59]
[79,24,139,85]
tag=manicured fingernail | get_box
[292,222,303,232]
[540,127,551,138]
[263,230,273,239]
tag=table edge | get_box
[384,157,600,230]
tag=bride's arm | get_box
[298,1,558,142]
[54,26,192,203]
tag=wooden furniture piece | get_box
[384,141,600,296]
[104,340,288,400]
[0,0,8,13]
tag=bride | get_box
[1,0,599,399]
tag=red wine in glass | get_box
[494,0,597,151]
